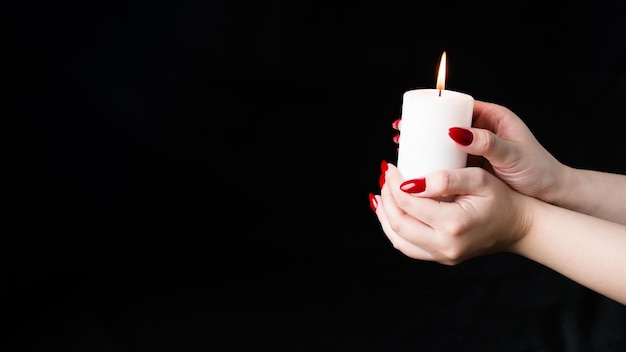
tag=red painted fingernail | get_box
[448,127,473,146]
[392,118,401,130]
[400,178,426,193]
[379,160,388,188]
[380,160,388,172]
[368,193,378,212]
[393,133,400,144]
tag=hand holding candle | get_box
[396,52,474,182]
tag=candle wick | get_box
[438,89,442,97]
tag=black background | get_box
[4,1,626,350]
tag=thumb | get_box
[399,167,488,198]
[449,127,514,165]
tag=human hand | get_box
[369,162,532,264]
[392,100,568,206]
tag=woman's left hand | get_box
[370,162,532,265]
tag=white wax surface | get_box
[397,88,474,181]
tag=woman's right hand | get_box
[394,100,570,206]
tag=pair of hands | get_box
[370,100,565,264]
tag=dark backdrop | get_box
[4,1,626,350]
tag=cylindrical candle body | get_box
[397,89,474,180]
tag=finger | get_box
[382,165,447,250]
[392,118,401,145]
[372,193,436,260]
[465,100,529,160]
[390,166,491,225]
[422,167,491,197]
[400,167,492,198]
[452,126,519,167]
[471,100,505,131]
[392,118,401,131]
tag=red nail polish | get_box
[393,133,400,144]
[380,160,388,172]
[400,178,426,193]
[449,127,473,146]
[368,193,378,212]
[379,172,385,188]
[392,118,401,130]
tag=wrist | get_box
[542,163,576,208]
[508,194,538,255]
[553,165,580,210]
[509,195,550,257]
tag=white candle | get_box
[397,52,474,181]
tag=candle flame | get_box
[436,51,446,91]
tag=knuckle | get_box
[441,217,465,236]
[476,168,491,186]
[432,169,453,193]
[435,221,469,264]
[389,218,402,235]
[395,194,411,209]
[440,244,464,264]
[476,130,497,154]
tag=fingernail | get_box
[400,178,426,193]
[393,133,400,144]
[368,193,378,212]
[379,160,388,188]
[392,118,401,130]
[448,127,473,146]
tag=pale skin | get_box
[372,100,626,305]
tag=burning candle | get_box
[396,51,474,181]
